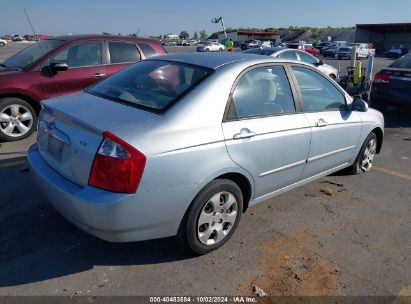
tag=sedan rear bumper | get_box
[28,144,196,242]
[371,86,411,108]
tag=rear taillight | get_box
[88,131,146,193]
[374,71,390,84]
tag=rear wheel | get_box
[176,179,243,255]
[0,42,5,47]
[0,98,37,142]
[348,132,377,174]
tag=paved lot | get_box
[0,42,410,297]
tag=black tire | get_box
[329,74,336,80]
[348,132,377,175]
[0,42,5,47]
[0,97,37,142]
[219,48,223,52]
[176,179,243,255]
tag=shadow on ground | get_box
[0,156,193,288]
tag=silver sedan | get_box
[243,47,338,79]
[28,53,384,254]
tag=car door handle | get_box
[315,118,328,127]
[92,73,107,78]
[233,128,256,140]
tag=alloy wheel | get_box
[0,104,34,138]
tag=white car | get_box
[12,35,24,42]
[0,39,7,47]
[196,42,225,52]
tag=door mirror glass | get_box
[351,98,368,112]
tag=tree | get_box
[193,31,198,40]
[179,31,189,40]
[199,30,208,40]
[102,32,111,35]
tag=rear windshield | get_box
[389,54,411,69]
[87,60,213,112]
[2,39,64,69]
[339,48,350,52]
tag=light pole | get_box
[211,17,227,38]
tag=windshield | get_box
[2,39,64,69]
[389,54,411,69]
[87,60,213,112]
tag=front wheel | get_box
[0,98,37,142]
[219,48,223,52]
[0,42,5,47]
[348,132,377,174]
[176,179,243,255]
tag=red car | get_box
[304,45,320,56]
[0,35,166,141]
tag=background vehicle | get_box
[348,43,375,58]
[337,47,353,60]
[323,46,339,58]
[28,53,383,255]
[242,47,338,79]
[386,46,408,58]
[196,42,225,52]
[0,39,7,47]
[11,35,24,42]
[370,53,411,111]
[0,34,166,141]
[314,42,330,53]
[304,44,320,56]
[247,40,262,48]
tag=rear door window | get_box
[278,51,298,60]
[229,65,296,119]
[108,42,141,64]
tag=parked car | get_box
[386,46,408,58]
[177,40,189,46]
[337,47,353,60]
[242,47,338,79]
[347,43,375,58]
[0,34,166,141]
[28,53,383,254]
[370,53,411,111]
[323,46,339,58]
[12,35,24,41]
[314,42,330,53]
[304,45,320,56]
[247,40,262,49]
[0,39,7,47]
[196,42,225,52]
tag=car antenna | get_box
[24,9,45,55]
[24,8,61,94]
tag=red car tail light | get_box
[88,131,146,193]
[374,71,390,84]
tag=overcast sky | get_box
[1,0,410,37]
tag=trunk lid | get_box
[38,91,159,186]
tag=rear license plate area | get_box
[47,135,64,161]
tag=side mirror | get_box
[351,98,369,112]
[316,60,324,66]
[50,62,68,74]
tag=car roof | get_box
[47,34,158,44]
[146,52,305,69]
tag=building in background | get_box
[355,23,411,54]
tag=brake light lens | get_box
[374,71,390,84]
[88,131,146,193]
